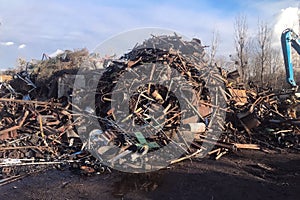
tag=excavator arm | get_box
[281,28,300,88]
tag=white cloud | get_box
[18,44,26,49]
[272,7,299,47]
[274,7,299,34]
[1,41,14,46]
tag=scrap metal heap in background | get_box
[0,34,300,180]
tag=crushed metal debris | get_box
[0,33,299,182]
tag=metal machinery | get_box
[281,28,300,88]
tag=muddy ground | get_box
[0,150,299,200]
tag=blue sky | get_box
[0,0,299,69]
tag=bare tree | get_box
[234,14,249,81]
[256,20,272,86]
[209,30,220,65]
[269,48,281,88]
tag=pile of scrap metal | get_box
[0,98,111,185]
[0,98,109,182]
[78,33,299,169]
[85,33,225,171]
[0,49,111,183]
[222,74,300,152]
[0,33,299,179]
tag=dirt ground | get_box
[0,150,299,200]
